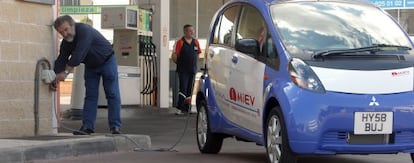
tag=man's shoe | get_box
[73,127,94,135]
[175,110,188,115]
[110,127,121,134]
[175,110,183,115]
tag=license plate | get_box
[354,112,393,135]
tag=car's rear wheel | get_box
[196,100,223,154]
[266,107,296,163]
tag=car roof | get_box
[269,0,371,3]
[225,0,374,6]
[220,0,378,16]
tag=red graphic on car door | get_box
[229,87,237,101]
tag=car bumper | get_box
[282,88,414,154]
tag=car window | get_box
[215,6,240,47]
[212,14,222,44]
[262,35,280,70]
[235,5,280,69]
[270,2,413,56]
[236,6,268,56]
[236,5,266,57]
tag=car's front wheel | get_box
[196,100,223,154]
[266,107,297,163]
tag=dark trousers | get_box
[177,72,195,112]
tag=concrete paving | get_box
[0,134,150,163]
[0,105,179,163]
[4,104,414,163]
[30,106,414,163]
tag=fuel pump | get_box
[99,7,155,107]
[141,36,150,95]
[140,35,157,106]
[150,36,158,105]
[142,36,157,94]
[99,7,141,106]
[140,36,150,105]
[138,8,157,106]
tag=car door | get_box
[207,6,241,115]
[225,5,267,133]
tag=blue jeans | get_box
[82,55,121,130]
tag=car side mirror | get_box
[235,39,260,56]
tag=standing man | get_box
[53,15,121,135]
[172,24,201,115]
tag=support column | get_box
[139,0,170,108]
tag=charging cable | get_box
[132,111,192,152]
[50,72,196,153]
[50,84,92,135]
[53,107,193,152]
[127,73,197,152]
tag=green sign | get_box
[60,6,101,14]
[60,5,138,14]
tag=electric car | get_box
[195,0,414,163]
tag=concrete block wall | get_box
[387,9,414,35]
[169,0,229,40]
[0,0,55,137]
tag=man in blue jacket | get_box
[53,15,121,135]
[172,24,201,115]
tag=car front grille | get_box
[394,131,414,144]
[321,131,414,145]
[321,131,348,144]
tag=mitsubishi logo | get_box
[369,96,380,106]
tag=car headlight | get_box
[288,58,325,93]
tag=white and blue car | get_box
[195,0,414,163]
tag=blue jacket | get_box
[176,37,200,74]
[54,23,113,73]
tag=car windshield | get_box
[270,2,413,57]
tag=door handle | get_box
[232,56,238,64]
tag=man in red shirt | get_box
[172,24,201,115]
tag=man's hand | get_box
[56,72,66,82]
[49,80,58,91]
[172,52,178,64]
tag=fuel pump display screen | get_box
[127,9,137,28]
